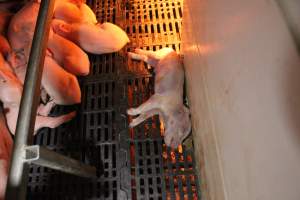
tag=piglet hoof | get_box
[128,122,134,128]
[164,134,180,149]
[127,108,137,116]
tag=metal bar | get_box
[25,146,97,178]
[5,0,55,199]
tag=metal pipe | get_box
[25,146,97,178]
[5,0,55,199]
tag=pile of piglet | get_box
[0,0,129,198]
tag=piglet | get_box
[79,3,97,24]
[0,57,76,135]
[8,2,90,75]
[53,1,83,24]
[48,28,90,76]
[51,19,130,54]
[41,55,81,105]
[53,1,96,24]
[127,48,191,148]
[0,106,12,200]
[8,1,82,105]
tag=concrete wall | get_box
[182,0,300,200]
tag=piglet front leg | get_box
[34,111,76,135]
[37,99,56,116]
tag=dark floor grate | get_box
[27,0,200,199]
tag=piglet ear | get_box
[51,19,71,35]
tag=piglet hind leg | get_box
[34,111,76,135]
[128,109,160,128]
[135,48,174,60]
[127,95,162,117]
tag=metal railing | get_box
[5,1,97,199]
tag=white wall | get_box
[182,0,300,200]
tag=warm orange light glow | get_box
[160,119,165,136]
[178,145,183,153]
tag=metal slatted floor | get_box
[27,0,200,199]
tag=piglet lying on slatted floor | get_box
[127,48,191,148]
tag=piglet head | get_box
[99,22,130,48]
[0,65,22,104]
[164,106,191,149]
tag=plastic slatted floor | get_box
[27,0,200,199]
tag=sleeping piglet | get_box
[127,48,191,148]
[8,1,90,76]
[7,1,82,105]
[51,19,130,54]
[48,28,90,76]
[0,57,76,136]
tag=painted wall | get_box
[182,0,300,200]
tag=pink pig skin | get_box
[79,3,97,24]
[0,106,12,200]
[9,1,89,76]
[8,54,82,105]
[51,19,130,54]
[7,1,82,104]
[7,2,38,56]
[127,48,191,148]
[42,56,81,105]
[53,1,82,24]
[53,1,96,24]
[48,29,90,76]
[0,57,77,136]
